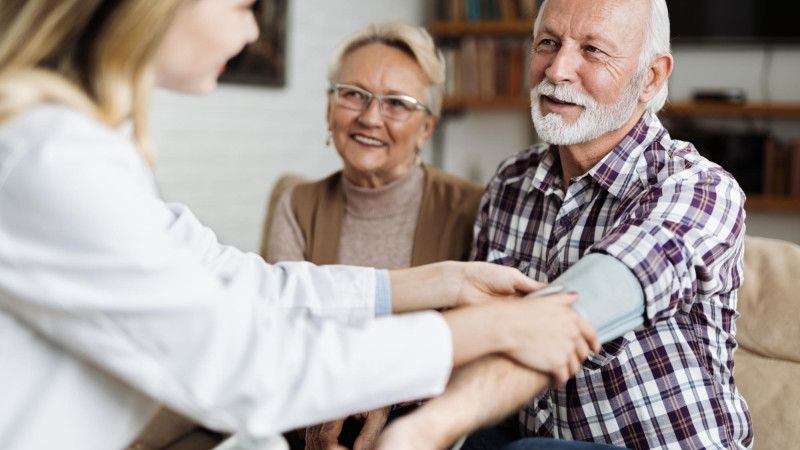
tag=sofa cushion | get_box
[734,347,800,449]
[737,236,800,362]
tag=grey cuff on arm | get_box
[375,269,392,316]
[528,253,644,343]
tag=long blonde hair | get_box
[0,0,186,160]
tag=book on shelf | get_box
[790,139,800,198]
[440,37,530,100]
[437,0,538,21]
[763,138,792,197]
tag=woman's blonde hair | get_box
[0,0,186,160]
[327,20,446,117]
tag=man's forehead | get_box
[537,0,648,46]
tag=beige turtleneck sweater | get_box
[267,164,425,269]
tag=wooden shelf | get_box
[429,20,533,36]
[744,195,800,212]
[661,101,800,118]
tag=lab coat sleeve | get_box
[162,201,386,323]
[0,109,452,436]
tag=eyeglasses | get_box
[330,83,431,121]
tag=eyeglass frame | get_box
[329,83,432,120]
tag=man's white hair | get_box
[533,0,671,113]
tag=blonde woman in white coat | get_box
[0,1,599,449]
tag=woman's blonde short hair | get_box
[327,21,446,117]
[0,0,186,160]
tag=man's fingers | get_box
[305,425,318,450]
[353,408,390,450]
[315,418,345,449]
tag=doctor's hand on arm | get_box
[443,292,599,384]
[389,261,544,313]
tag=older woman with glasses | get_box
[264,20,485,450]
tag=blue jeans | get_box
[461,425,625,450]
[501,438,625,449]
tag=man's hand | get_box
[375,356,550,450]
[373,416,435,450]
[305,417,344,450]
[305,406,390,450]
[351,406,391,450]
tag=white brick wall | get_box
[151,0,425,252]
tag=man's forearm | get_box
[378,355,548,449]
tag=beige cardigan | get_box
[290,163,484,266]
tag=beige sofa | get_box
[734,235,800,449]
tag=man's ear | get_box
[640,53,673,104]
[415,115,439,151]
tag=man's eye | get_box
[585,45,601,53]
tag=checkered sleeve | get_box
[590,156,746,324]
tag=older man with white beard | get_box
[373,0,753,449]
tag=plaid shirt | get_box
[472,113,752,449]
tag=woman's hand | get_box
[444,292,600,386]
[454,261,544,307]
[500,294,600,386]
[389,261,542,313]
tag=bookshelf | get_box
[429,20,533,35]
[430,1,537,107]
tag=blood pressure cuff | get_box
[527,253,644,343]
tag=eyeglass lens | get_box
[335,85,421,120]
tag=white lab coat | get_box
[0,104,452,449]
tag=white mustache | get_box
[532,80,595,108]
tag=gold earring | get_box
[325,132,331,147]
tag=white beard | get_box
[530,72,644,146]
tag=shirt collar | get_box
[529,145,562,197]
[528,112,666,200]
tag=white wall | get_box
[150,0,424,252]
[437,45,800,244]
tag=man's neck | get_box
[558,109,646,192]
